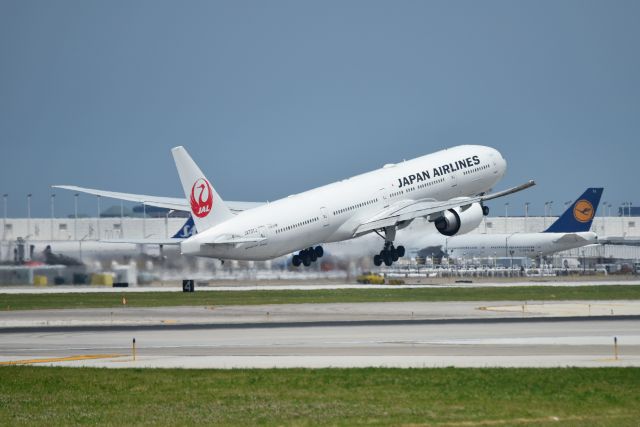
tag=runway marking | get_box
[3,314,640,334]
[0,354,125,365]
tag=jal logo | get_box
[190,178,213,218]
[573,199,594,223]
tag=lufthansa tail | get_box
[171,146,234,231]
[544,188,603,233]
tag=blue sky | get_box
[1,0,638,217]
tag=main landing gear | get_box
[292,246,324,267]
[372,226,405,267]
[373,241,405,267]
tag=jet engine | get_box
[434,203,484,237]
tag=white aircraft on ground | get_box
[55,145,534,266]
[409,187,604,260]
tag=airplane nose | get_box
[499,153,507,176]
[491,148,507,176]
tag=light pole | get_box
[74,193,79,240]
[603,201,608,236]
[97,195,101,241]
[50,193,56,241]
[548,201,553,221]
[120,200,124,237]
[165,209,175,239]
[544,202,549,229]
[142,203,147,238]
[504,202,509,233]
[2,194,7,241]
[524,202,529,232]
[26,194,32,239]
[622,202,629,235]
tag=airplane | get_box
[55,145,534,266]
[412,187,603,260]
[16,216,197,264]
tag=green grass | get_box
[1,367,639,426]
[1,285,639,311]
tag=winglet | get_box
[479,180,536,202]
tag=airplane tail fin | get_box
[171,146,234,232]
[544,188,603,233]
[172,216,197,239]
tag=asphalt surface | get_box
[1,301,639,368]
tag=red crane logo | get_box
[190,178,213,218]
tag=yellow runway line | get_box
[0,354,125,365]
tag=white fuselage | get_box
[181,145,507,260]
[419,231,599,258]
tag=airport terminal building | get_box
[1,215,639,263]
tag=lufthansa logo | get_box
[573,199,594,223]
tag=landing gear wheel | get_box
[292,255,301,267]
[482,205,490,216]
[310,251,318,262]
[300,251,311,266]
[396,245,405,258]
[373,254,382,266]
[383,253,393,266]
[314,246,324,258]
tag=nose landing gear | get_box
[292,246,324,267]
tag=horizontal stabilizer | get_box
[551,233,591,245]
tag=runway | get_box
[1,279,639,293]
[1,301,639,368]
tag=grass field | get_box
[1,285,639,311]
[1,367,639,426]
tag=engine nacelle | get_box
[434,202,484,237]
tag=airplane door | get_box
[320,207,330,227]
[379,188,389,208]
[449,173,461,196]
[257,226,268,246]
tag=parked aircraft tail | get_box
[172,216,197,239]
[171,146,234,231]
[544,188,603,233]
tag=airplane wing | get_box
[212,236,267,244]
[551,233,592,244]
[598,237,640,246]
[52,185,265,213]
[353,180,535,237]
[101,238,183,245]
[199,235,267,248]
